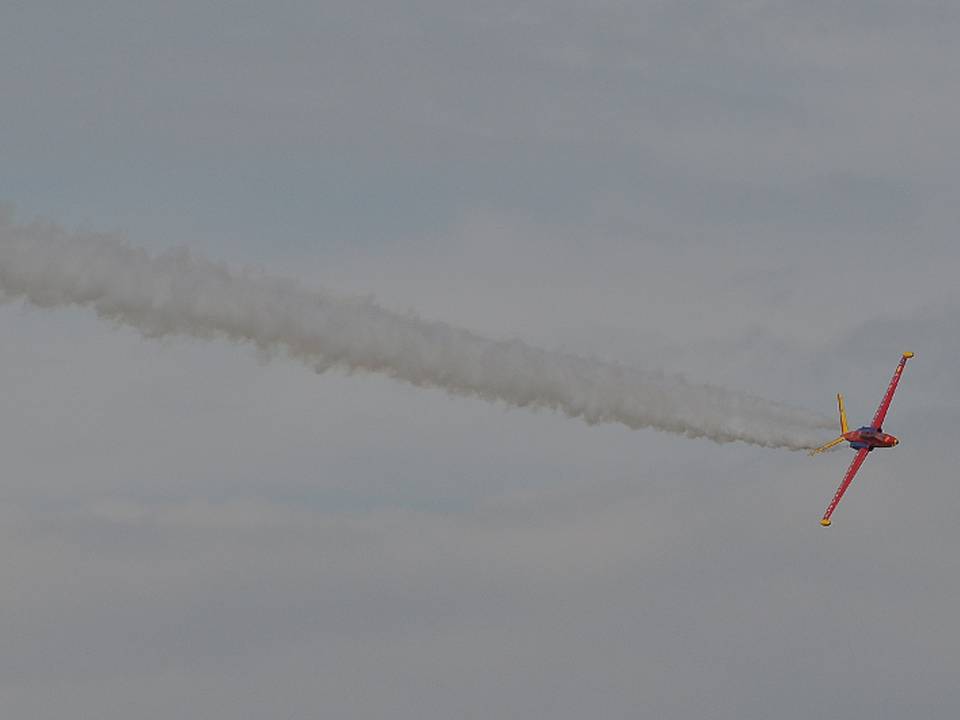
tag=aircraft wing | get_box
[821,448,870,526]
[871,352,913,429]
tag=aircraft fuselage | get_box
[842,426,898,450]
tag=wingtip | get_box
[820,518,832,527]
[903,351,914,359]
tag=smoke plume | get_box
[0,214,832,449]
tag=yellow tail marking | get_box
[809,436,845,457]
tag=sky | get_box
[1,2,959,718]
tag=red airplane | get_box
[810,352,914,526]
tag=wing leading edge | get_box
[821,448,870,527]
[871,352,914,430]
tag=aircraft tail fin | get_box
[809,393,849,456]
[809,435,846,456]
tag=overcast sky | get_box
[2,2,959,718]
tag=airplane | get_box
[810,351,914,526]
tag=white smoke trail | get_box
[0,214,833,449]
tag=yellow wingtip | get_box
[903,351,914,359]
[820,518,832,527]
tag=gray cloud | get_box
[1,2,959,718]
